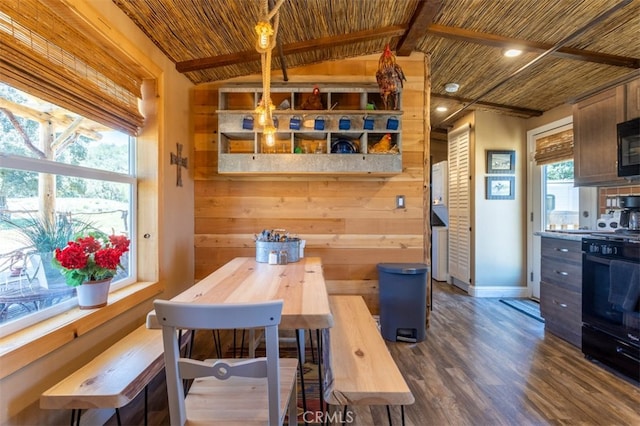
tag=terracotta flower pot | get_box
[76,278,112,309]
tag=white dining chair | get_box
[154,299,298,425]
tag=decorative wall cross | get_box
[170,143,188,187]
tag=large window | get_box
[0,83,136,334]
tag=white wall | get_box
[474,111,527,290]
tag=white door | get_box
[527,117,596,300]
[448,124,471,291]
[527,117,573,300]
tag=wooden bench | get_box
[40,324,166,425]
[324,295,414,424]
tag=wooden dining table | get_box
[151,256,334,331]
[148,256,334,419]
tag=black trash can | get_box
[377,263,429,343]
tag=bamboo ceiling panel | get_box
[112,0,640,127]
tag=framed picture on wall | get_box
[486,176,515,200]
[486,150,515,174]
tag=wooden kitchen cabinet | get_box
[573,86,626,186]
[217,83,402,174]
[625,78,640,120]
[539,236,582,348]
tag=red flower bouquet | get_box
[53,232,130,287]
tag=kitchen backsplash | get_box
[599,184,640,213]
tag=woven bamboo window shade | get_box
[534,129,574,165]
[0,1,146,136]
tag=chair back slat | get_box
[153,299,286,426]
[178,358,268,380]
[154,299,283,329]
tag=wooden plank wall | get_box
[192,53,429,313]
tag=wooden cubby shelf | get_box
[217,83,403,174]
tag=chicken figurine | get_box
[301,85,324,110]
[369,133,393,153]
[376,45,406,110]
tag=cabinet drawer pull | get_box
[555,248,569,253]
[552,299,568,308]
[554,270,569,276]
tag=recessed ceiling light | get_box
[444,83,459,93]
[436,106,448,112]
[503,49,522,57]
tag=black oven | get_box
[582,237,639,381]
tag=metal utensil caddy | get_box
[255,229,301,264]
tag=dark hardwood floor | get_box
[108,280,640,425]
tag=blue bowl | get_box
[331,139,357,153]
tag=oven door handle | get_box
[583,254,612,266]
[617,346,640,362]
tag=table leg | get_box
[309,329,316,364]
[212,329,222,358]
[70,408,81,426]
[144,385,148,426]
[316,329,325,414]
[295,330,308,421]
[297,329,305,364]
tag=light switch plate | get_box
[396,195,405,209]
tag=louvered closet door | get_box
[447,125,471,287]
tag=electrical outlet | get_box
[396,195,405,209]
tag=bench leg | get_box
[115,407,122,426]
[384,405,406,426]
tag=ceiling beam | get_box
[175,7,637,73]
[426,23,640,69]
[431,93,543,120]
[436,0,632,127]
[176,26,407,73]
[396,0,443,56]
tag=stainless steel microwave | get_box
[617,117,640,177]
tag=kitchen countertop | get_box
[534,230,596,241]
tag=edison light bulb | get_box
[255,21,274,50]
[263,124,276,147]
[257,109,267,126]
[255,100,267,126]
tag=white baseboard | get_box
[449,277,469,293]
[468,285,530,298]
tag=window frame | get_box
[0,136,138,336]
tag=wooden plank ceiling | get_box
[113,0,640,130]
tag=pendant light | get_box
[254,0,284,148]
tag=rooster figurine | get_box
[301,85,324,110]
[376,45,406,110]
[369,133,393,153]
